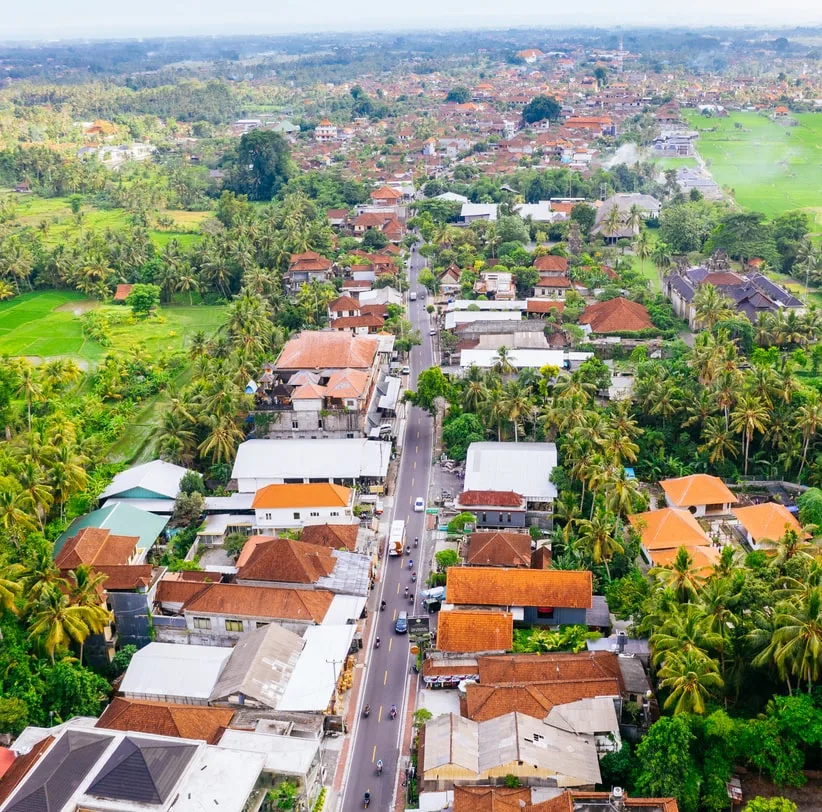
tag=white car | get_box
[428,327,437,336]
[414,497,425,512]
[401,365,411,375]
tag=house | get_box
[420,712,601,791]
[628,507,715,567]
[328,295,361,318]
[370,185,403,207]
[252,483,354,530]
[236,536,370,596]
[579,297,654,334]
[463,442,557,509]
[526,299,566,318]
[438,264,462,295]
[327,208,348,227]
[113,284,133,302]
[299,523,359,552]
[100,460,189,512]
[95,699,234,745]
[314,119,337,142]
[732,502,805,550]
[474,271,515,300]
[450,787,679,812]
[55,503,167,565]
[0,725,266,812]
[460,203,498,223]
[55,527,140,570]
[661,474,737,517]
[436,609,514,653]
[534,274,572,299]
[534,255,569,274]
[465,530,532,567]
[446,567,592,626]
[232,438,391,491]
[284,252,333,292]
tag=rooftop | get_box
[732,502,804,543]
[251,483,351,510]
[464,442,558,502]
[466,531,532,567]
[628,508,711,551]
[437,610,513,653]
[661,474,737,508]
[275,331,378,370]
[579,297,653,333]
[447,567,592,609]
[182,584,334,624]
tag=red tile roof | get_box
[55,527,138,569]
[183,583,333,623]
[533,255,569,273]
[447,567,592,609]
[437,610,513,653]
[579,297,653,333]
[300,523,358,552]
[466,532,532,568]
[457,490,524,508]
[237,537,337,583]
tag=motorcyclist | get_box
[364,790,371,808]
[414,536,418,547]
[380,600,386,611]
[376,759,383,775]
[390,704,397,718]
[408,559,414,570]
[375,636,380,648]
[405,545,410,555]
[404,586,409,598]
[363,704,370,717]
[411,571,417,582]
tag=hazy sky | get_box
[3,0,820,40]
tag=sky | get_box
[3,0,821,41]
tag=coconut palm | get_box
[658,649,724,714]
[492,346,516,377]
[27,590,92,665]
[693,283,735,331]
[651,241,673,277]
[650,604,723,667]
[499,380,531,442]
[0,564,23,614]
[795,390,822,480]
[625,204,645,235]
[730,393,770,475]
[650,547,705,603]
[0,487,39,538]
[198,414,245,465]
[575,508,623,579]
[602,205,622,241]
[67,566,113,664]
[698,416,739,465]
[632,229,651,275]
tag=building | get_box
[579,298,654,334]
[436,609,514,653]
[420,712,601,791]
[660,474,737,517]
[460,203,499,223]
[592,194,660,240]
[456,491,527,529]
[449,787,679,812]
[732,502,805,550]
[232,438,391,491]
[284,252,333,292]
[464,530,532,567]
[628,507,717,568]
[314,119,337,142]
[252,483,354,530]
[474,271,516,300]
[463,442,558,509]
[446,567,592,626]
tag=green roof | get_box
[54,503,168,560]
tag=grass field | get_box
[682,111,822,223]
[651,156,699,171]
[0,290,226,366]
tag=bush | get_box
[447,512,476,534]
[179,470,205,495]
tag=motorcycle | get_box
[414,537,418,548]
[411,572,417,582]
[380,600,386,612]
[363,705,370,718]
[389,705,397,720]
[375,637,381,649]
[364,792,371,808]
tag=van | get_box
[409,291,418,301]
[395,611,408,634]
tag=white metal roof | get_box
[99,460,189,500]
[464,442,558,502]
[514,201,555,222]
[120,643,231,700]
[446,300,526,311]
[323,594,367,626]
[460,203,498,221]
[460,349,566,369]
[279,625,355,712]
[231,439,391,485]
[175,747,265,812]
[217,730,319,776]
[445,311,523,330]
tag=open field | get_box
[682,111,822,223]
[0,290,226,365]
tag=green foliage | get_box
[407,367,452,414]
[126,283,161,317]
[502,774,521,788]
[434,549,460,571]
[44,661,111,721]
[109,644,137,677]
[179,470,205,495]
[797,487,822,528]
[447,512,477,534]
[442,412,485,461]
[362,228,388,250]
[172,490,204,524]
[744,798,797,812]
[311,787,327,812]
[226,130,293,201]
[80,310,113,346]
[0,697,29,736]
[512,625,598,654]
[496,215,529,245]
[267,781,299,810]
[658,200,721,253]
[445,87,470,103]
[412,707,433,727]
[570,203,597,235]
[605,568,651,619]
[522,95,561,124]
[223,532,249,561]
[598,742,637,791]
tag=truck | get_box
[388,519,406,556]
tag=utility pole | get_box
[326,657,346,716]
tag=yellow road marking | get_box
[413,461,417,470]
[384,670,388,686]
[415,445,419,453]
[416,431,419,439]
[396,582,400,594]
[411,477,415,487]
[389,638,393,652]
[393,608,397,621]
[378,706,383,722]
[372,745,376,763]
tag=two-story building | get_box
[252,483,354,530]
[284,252,334,292]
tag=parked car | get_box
[401,365,410,375]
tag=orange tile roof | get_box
[113,284,133,301]
[454,786,531,812]
[437,610,513,653]
[526,299,566,314]
[252,483,351,509]
[661,475,737,508]
[329,295,361,313]
[275,331,378,370]
[628,508,711,551]
[89,565,154,591]
[236,535,276,567]
[464,678,620,722]
[237,537,337,583]
[300,523,358,551]
[183,583,333,623]
[732,502,804,543]
[325,367,369,398]
[579,297,653,333]
[55,527,138,569]
[533,255,569,273]
[371,185,402,200]
[466,532,531,567]
[477,651,623,686]
[446,567,592,609]
[96,698,234,744]
[457,490,524,508]
[651,545,719,573]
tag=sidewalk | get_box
[393,669,419,812]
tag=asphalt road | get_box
[340,246,434,811]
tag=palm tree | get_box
[15,362,43,432]
[650,604,723,667]
[492,346,516,377]
[632,229,651,275]
[0,486,39,538]
[19,550,66,607]
[658,650,724,714]
[0,564,23,614]
[17,460,53,529]
[651,547,705,602]
[27,590,91,665]
[499,380,531,442]
[67,566,113,664]
[730,393,770,475]
[602,205,622,242]
[576,508,623,579]
[198,414,245,465]
[651,241,673,278]
[795,391,822,481]
[625,204,645,235]
[693,283,735,331]
[698,416,739,465]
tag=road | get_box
[340,245,434,811]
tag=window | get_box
[331,511,339,517]
[265,512,272,521]
[310,511,320,517]
[292,421,299,429]
[537,607,555,620]
[225,620,243,632]
[507,513,512,523]
[481,512,487,523]
[293,512,301,520]
[193,617,211,630]
[256,622,269,629]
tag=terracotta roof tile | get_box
[651,545,719,573]
[437,610,513,653]
[300,524,358,552]
[579,297,653,333]
[183,583,333,623]
[55,527,138,569]
[237,538,337,583]
[371,185,402,200]
[453,786,532,812]
[96,698,234,744]
[275,331,378,370]
[236,535,276,567]
[457,490,524,508]
[526,299,566,314]
[628,508,711,551]
[533,255,569,273]
[0,737,53,805]
[732,502,803,543]
[466,532,531,567]
[660,475,737,508]
[477,652,623,686]
[251,483,351,509]
[329,295,361,313]
[88,565,154,591]
[332,315,385,330]
[447,567,592,609]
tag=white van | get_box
[409,291,418,301]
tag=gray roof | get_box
[617,656,653,697]
[6,730,112,812]
[749,273,803,308]
[87,737,196,804]
[666,274,696,303]
[544,697,620,736]
[317,550,371,596]
[464,442,557,502]
[210,623,304,708]
[99,460,189,501]
[585,595,611,628]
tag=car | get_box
[401,365,410,375]
[428,327,437,336]
[395,611,408,633]
[414,497,425,512]
[409,291,417,301]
